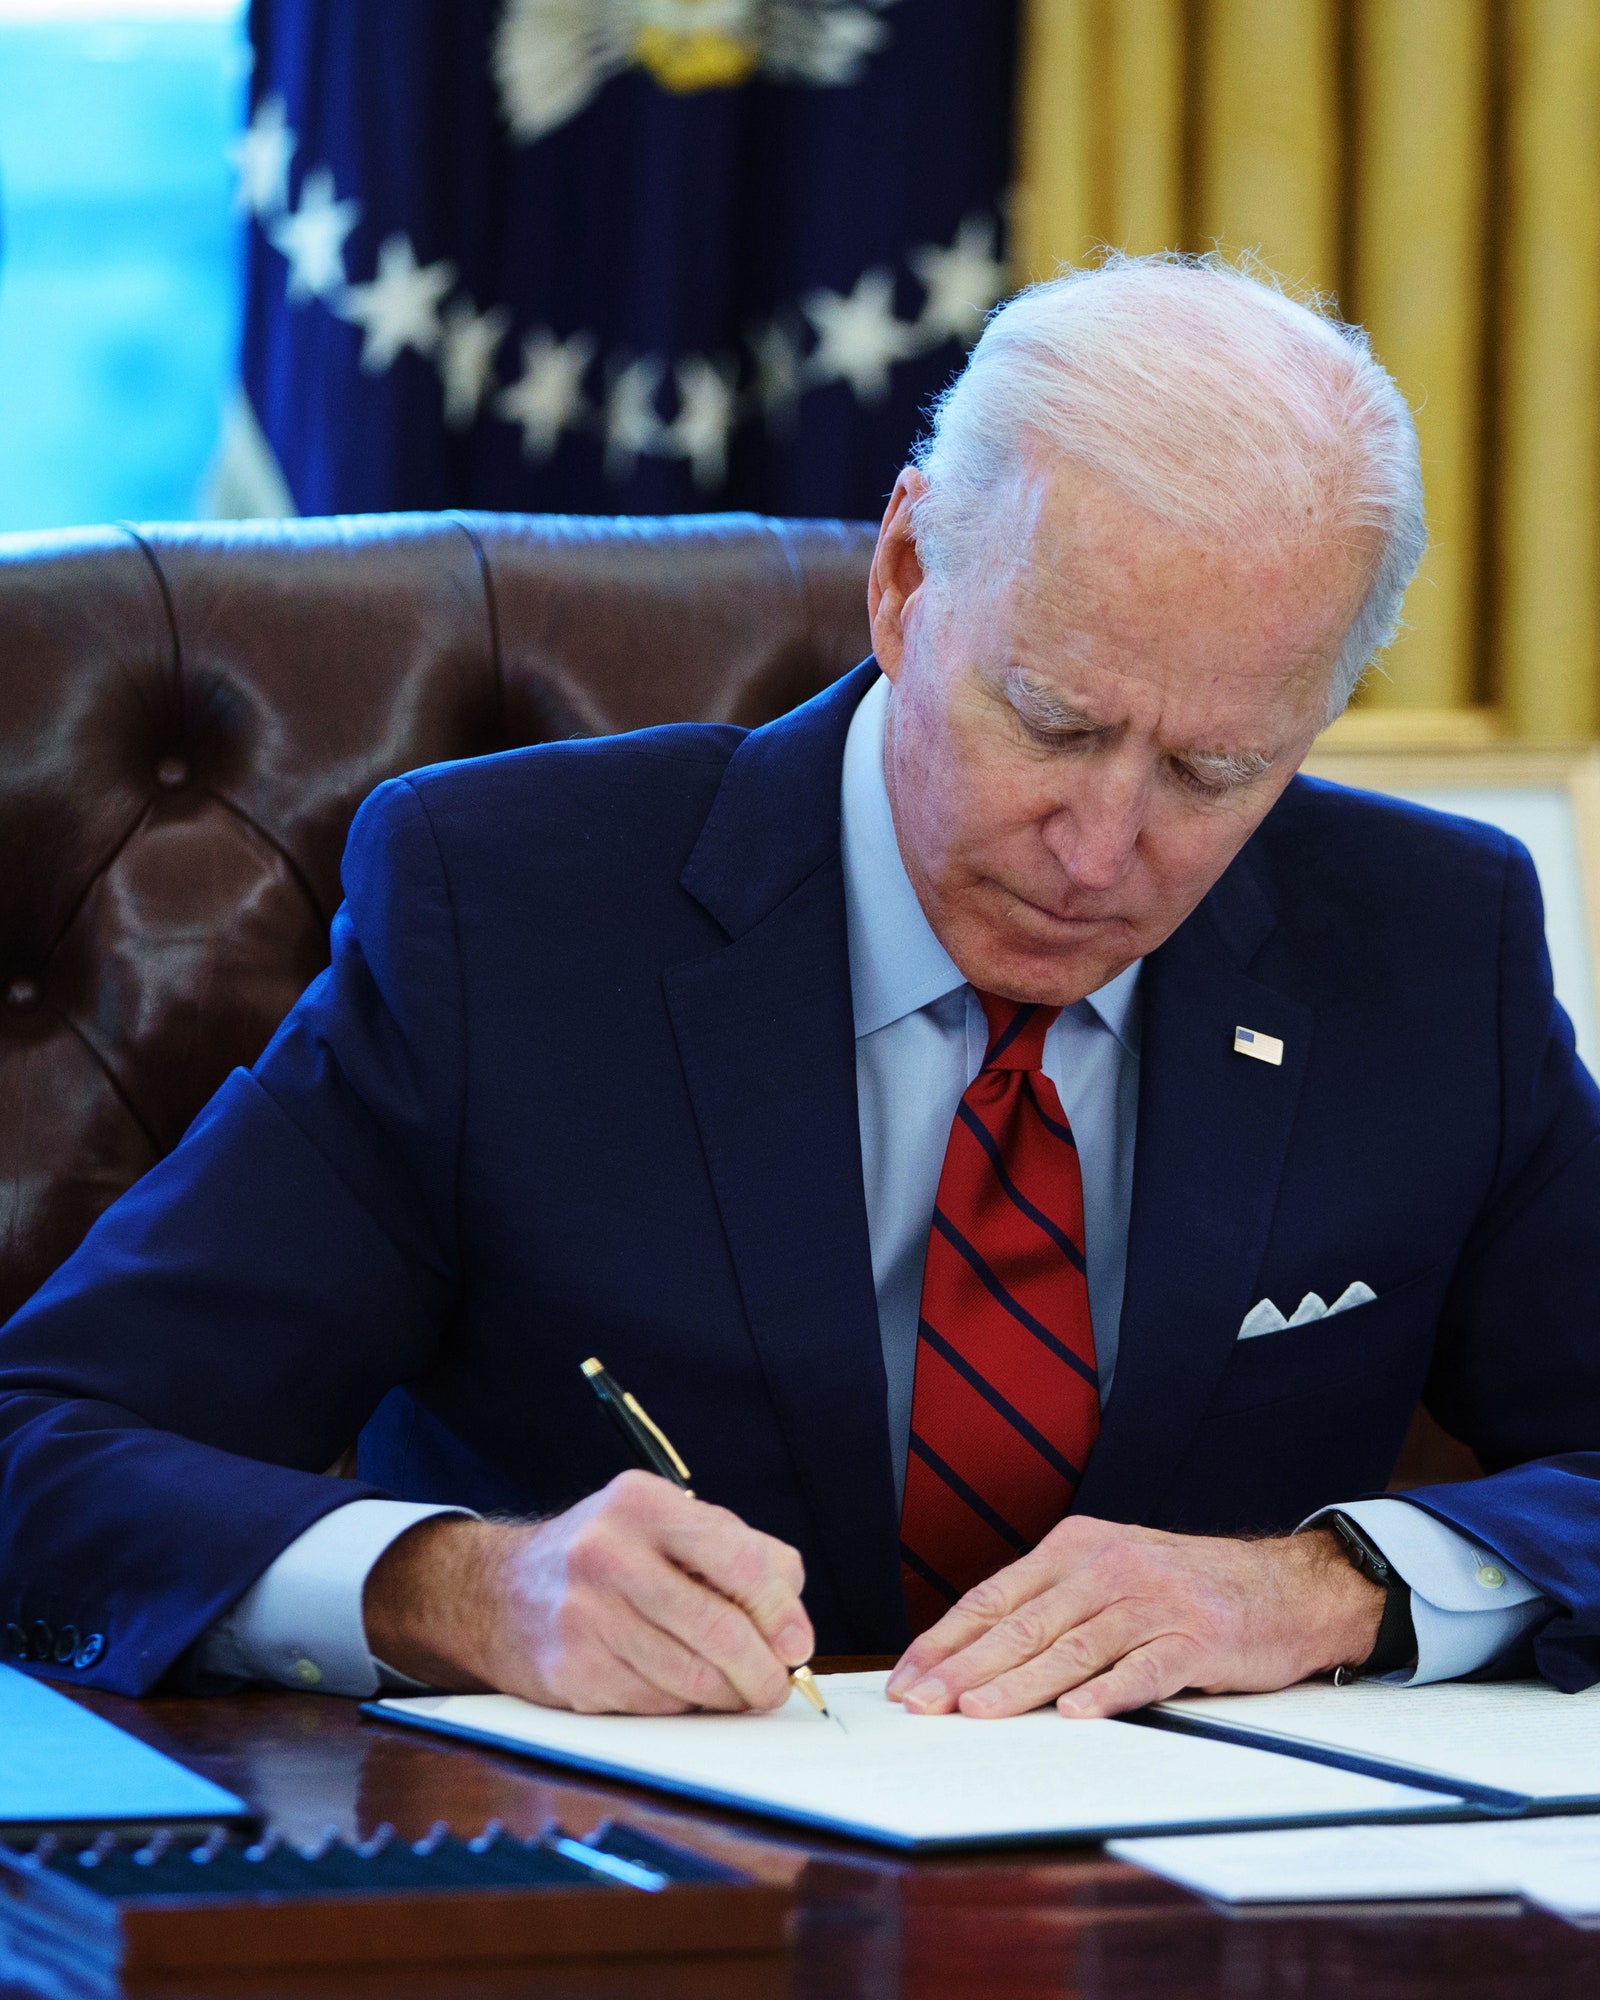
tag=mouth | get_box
[989,881,1124,935]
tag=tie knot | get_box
[976,991,1059,1070]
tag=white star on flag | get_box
[803,267,919,403]
[440,300,510,429]
[763,0,900,86]
[268,167,360,303]
[604,357,666,479]
[748,318,802,434]
[666,356,737,490]
[228,94,296,218]
[340,235,456,373]
[910,215,1009,346]
[496,328,596,457]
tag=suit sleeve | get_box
[1397,835,1600,1689]
[0,776,465,1694]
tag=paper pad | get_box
[1112,1815,1600,1924]
[371,1671,1458,1851]
[1154,1678,1600,1808]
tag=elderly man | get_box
[4,254,1599,1719]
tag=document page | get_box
[0,1665,246,1827]
[1156,1680,1600,1803]
[375,1671,1457,1850]
[1112,1815,1600,1924]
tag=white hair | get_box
[909,251,1426,720]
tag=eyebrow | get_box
[1182,746,1275,785]
[1002,667,1098,735]
[1001,667,1275,786]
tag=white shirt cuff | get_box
[198,1500,474,1696]
[1302,1497,1547,1685]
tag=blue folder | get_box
[1,1666,247,1829]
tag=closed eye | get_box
[1017,715,1100,752]
[1002,666,1100,743]
[1170,760,1235,799]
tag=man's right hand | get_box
[361,1470,814,1713]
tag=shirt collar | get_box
[839,672,1142,1049]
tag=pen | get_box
[580,1357,835,1723]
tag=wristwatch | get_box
[1322,1511,1417,1678]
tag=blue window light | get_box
[0,0,247,532]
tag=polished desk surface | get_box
[63,1663,1600,2000]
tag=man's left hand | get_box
[885,1516,1385,1718]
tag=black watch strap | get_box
[1323,1511,1417,1677]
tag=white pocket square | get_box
[1237,1282,1376,1340]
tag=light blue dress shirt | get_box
[842,674,1142,1504]
[206,673,1544,1694]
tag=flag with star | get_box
[231,0,1018,518]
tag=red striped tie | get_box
[899,991,1100,1635]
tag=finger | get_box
[953,1608,1136,1718]
[899,1574,1109,1712]
[656,1501,812,1662]
[612,1541,794,1710]
[1054,1637,1196,1720]
[607,1544,790,1710]
[886,1549,1074,1698]
[604,1596,749,1712]
[528,1641,691,1716]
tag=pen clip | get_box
[621,1391,693,1486]
[582,1358,693,1490]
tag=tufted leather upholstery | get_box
[0,511,876,1324]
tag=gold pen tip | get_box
[580,1357,604,1378]
[791,1666,829,1715]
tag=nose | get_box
[1038,764,1147,893]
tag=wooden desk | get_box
[67,1680,1600,1999]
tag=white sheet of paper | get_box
[375,1671,1457,1850]
[1112,1814,1600,1922]
[1157,1680,1600,1803]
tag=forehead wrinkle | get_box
[1009,489,1350,691]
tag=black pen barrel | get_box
[582,1361,691,1488]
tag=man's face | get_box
[869,461,1381,1005]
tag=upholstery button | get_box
[30,1620,53,1661]
[1475,1564,1506,1589]
[5,1623,27,1661]
[5,977,39,1013]
[52,1624,79,1665]
[73,1633,105,1670]
[291,1656,323,1686]
[155,754,190,790]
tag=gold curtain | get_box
[1013,0,1600,740]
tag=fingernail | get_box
[962,1685,999,1711]
[902,1678,944,1712]
[884,1665,913,1697]
[1057,1694,1087,1717]
[775,1617,810,1662]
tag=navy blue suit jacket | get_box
[5,663,1600,1695]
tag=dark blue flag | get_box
[230,0,1018,519]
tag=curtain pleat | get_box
[1015,0,1600,740]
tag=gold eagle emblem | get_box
[493,0,902,143]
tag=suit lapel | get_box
[664,663,905,1649]
[1073,842,1314,1524]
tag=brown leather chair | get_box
[0,512,875,1324]
[0,509,1474,1488]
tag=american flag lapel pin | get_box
[1233,1025,1284,1066]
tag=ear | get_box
[867,468,929,682]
